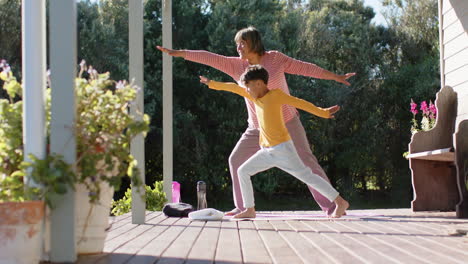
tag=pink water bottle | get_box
[172,181,181,203]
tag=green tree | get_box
[0,0,21,99]
[77,0,128,81]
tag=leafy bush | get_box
[0,60,75,207]
[111,181,166,216]
[0,59,150,207]
[74,62,150,203]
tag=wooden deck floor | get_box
[77,209,468,264]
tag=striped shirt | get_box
[185,50,325,128]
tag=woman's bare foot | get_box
[331,196,349,218]
[326,205,346,217]
[233,207,256,218]
[224,208,242,216]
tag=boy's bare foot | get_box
[224,208,242,216]
[331,196,349,218]
[233,207,256,218]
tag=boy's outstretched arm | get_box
[279,91,340,119]
[199,76,253,100]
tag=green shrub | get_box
[111,181,167,216]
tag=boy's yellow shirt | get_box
[208,81,330,147]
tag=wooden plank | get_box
[444,47,468,73]
[157,220,205,264]
[91,214,177,264]
[238,221,272,264]
[298,221,377,264]
[362,221,468,264]
[318,221,398,264]
[253,220,304,264]
[107,212,157,232]
[186,220,222,264]
[285,221,341,263]
[125,217,190,264]
[339,221,431,263]
[399,221,468,257]
[274,220,344,264]
[87,216,181,264]
[321,221,403,264]
[454,82,468,97]
[76,213,159,264]
[457,95,468,115]
[105,212,164,242]
[443,5,468,29]
[442,0,453,15]
[407,148,455,162]
[102,214,169,254]
[444,33,468,59]
[215,220,243,263]
[443,8,458,29]
[446,64,468,87]
[443,20,466,44]
[108,213,131,225]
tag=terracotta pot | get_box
[76,182,114,254]
[0,201,45,264]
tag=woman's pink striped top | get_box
[185,50,326,129]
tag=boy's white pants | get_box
[238,140,339,209]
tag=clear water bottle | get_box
[197,181,207,210]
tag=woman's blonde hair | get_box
[234,26,266,56]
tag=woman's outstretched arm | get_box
[156,46,245,80]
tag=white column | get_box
[438,0,445,88]
[49,0,77,262]
[22,0,47,261]
[22,0,46,186]
[129,0,146,224]
[162,0,173,201]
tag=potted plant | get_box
[72,61,149,253]
[0,60,75,263]
[0,59,150,256]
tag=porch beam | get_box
[22,0,46,187]
[129,0,146,224]
[49,0,77,261]
[162,0,173,201]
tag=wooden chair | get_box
[408,86,458,212]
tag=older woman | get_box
[157,26,355,216]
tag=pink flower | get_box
[429,101,437,119]
[420,101,429,115]
[410,99,418,115]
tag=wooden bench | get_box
[407,86,468,218]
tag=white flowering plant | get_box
[0,59,150,206]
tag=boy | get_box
[199,65,349,218]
